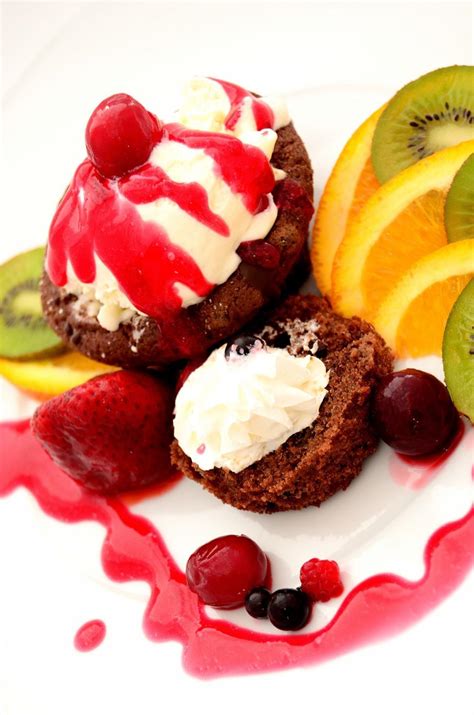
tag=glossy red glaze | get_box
[186,535,270,608]
[211,78,275,131]
[74,620,106,652]
[48,124,274,318]
[1,420,472,679]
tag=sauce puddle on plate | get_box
[0,419,472,678]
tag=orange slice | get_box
[311,106,384,295]
[0,350,118,401]
[373,240,474,357]
[331,140,474,319]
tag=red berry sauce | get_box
[48,92,276,322]
[210,78,275,131]
[1,419,472,677]
[74,620,106,652]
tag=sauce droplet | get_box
[74,619,106,652]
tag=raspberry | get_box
[299,558,344,602]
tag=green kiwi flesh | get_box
[445,153,474,242]
[0,247,65,360]
[372,66,474,183]
[442,278,474,422]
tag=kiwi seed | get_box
[372,66,474,183]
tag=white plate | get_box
[1,7,473,711]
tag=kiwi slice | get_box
[442,279,474,422]
[445,153,474,242]
[0,247,64,360]
[372,66,474,183]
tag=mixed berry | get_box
[372,368,459,457]
[224,335,266,360]
[185,534,269,609]
[186,535,344,631]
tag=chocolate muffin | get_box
[41,97,313,370]
[171,295,394,513]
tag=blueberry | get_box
[224,335,265,360]
[245,587,271,619]
[267,588,311,631]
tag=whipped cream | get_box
[57,77,291,331]
[174,343,329,473]
[177,77,290,137]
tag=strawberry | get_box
[32,370,175,495]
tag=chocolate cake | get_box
[41,123,313,369]
[171,295,394,513]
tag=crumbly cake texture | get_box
[41,123,313,369]
[171,295,394,513]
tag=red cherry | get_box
[186,535,270,609]
[85,93,162,179]
[372,369,459,457]
[238,240,281,270]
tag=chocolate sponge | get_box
[171,295,394,513]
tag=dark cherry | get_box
[267,588,311,631]
[245,587,271,619]
[224,335,265,360]
[237,240,281,270]
[85,93,162,179]
[372,369,459,457]
[273,178,314,223]
[186,535,269,609]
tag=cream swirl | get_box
[174,343,329,473]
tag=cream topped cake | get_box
[41,77,314,368]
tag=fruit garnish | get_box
[273,178,314,222]
[85,93,162,179]
[244,587,271,619]
[0,247,64,360]
[267,588,311,631]
[224,335,265,360]
[0,350,117,401]
[332,141,474,320]
[373,240,473,357]
[300,558,344,602]
[442,279,474,422]
[445,153,474,243]
[372,369,459,457]
[185,535,269,609]
[312,105,384,295]
[372,66,474,184]
[32,370,175,494]
[237,240,281,270]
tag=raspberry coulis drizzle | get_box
[211,78,275,131]
[47,110,275,318]
[1,419,472,678]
